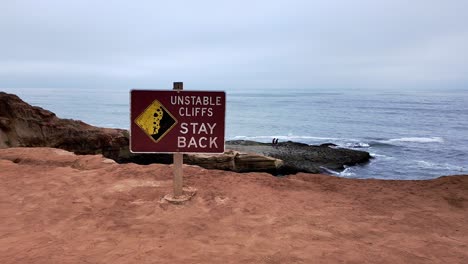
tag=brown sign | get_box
[130,90,226,153]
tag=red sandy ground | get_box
[0,148,467,263]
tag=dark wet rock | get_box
[226,140,371,174]
[320,143,338,147]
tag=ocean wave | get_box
[367,141,395,147]
[415,160,465,171]
[228,135,445,150]
[230,135,343,142]
[230,135,377,151]
[369,153,394,160]
[344,142,370,148]
[320,166,357,178]
[380,137,444,144]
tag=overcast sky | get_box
[1,0,467,90]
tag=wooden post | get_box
[173,152,183,197]
[173,82,183,197]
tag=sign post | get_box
[130,82,226,203]
[172,82,183,198]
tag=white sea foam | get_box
[381,137,444,144]
[345,142,370,148]
[230,135,373,150]
[337,167,357,177]
[369,153,394,160]
[415,160,465,171]
[320,166,357,178]
[231,135,342,141]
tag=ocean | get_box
[3,87,467,180]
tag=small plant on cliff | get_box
[123,130,130,139]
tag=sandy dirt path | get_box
[0,148,467,263]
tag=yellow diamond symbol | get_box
[135,100,178,143]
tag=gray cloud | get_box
[1,0,467,90]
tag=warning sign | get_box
[130,90,226,153]
[134,100,177,143]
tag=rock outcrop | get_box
[0,92,370,175]
[0,92,128,157]
[226,140,371,174]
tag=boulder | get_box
[184,150,283,173]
